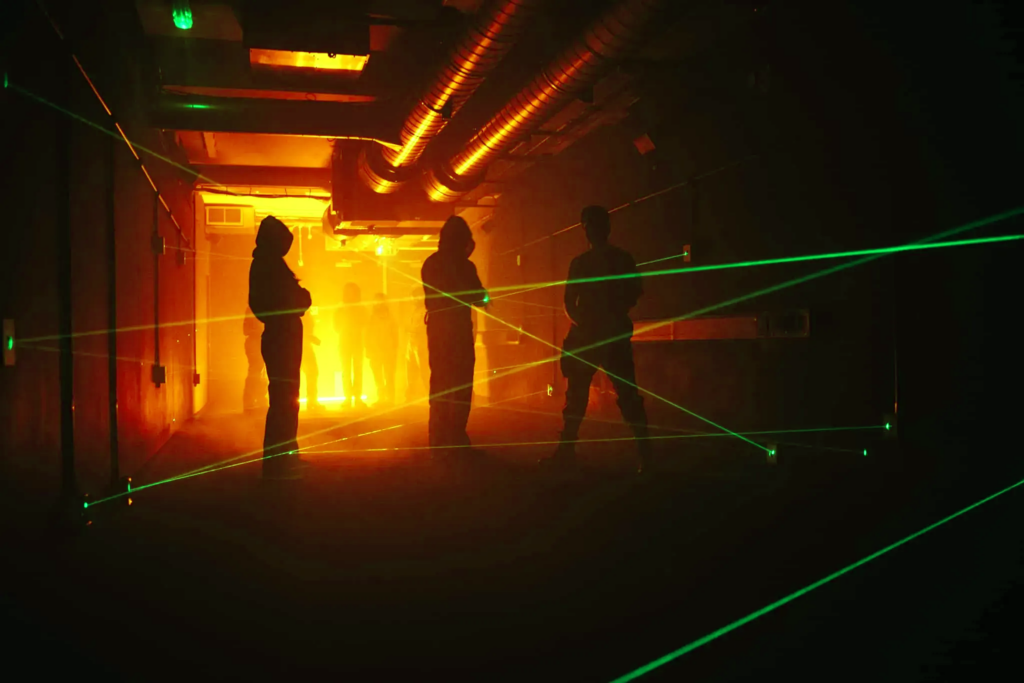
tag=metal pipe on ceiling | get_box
[423,0,665,202]
[358,0,540,194]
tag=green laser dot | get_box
[5,337,12,351]
[885,423,891,430]
[172,4,193,30]
[863,449,868,456]
[83,502,88,509]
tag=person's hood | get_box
[253,216,293,259]
[438,217,472,255]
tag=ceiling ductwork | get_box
[358,0,540,194]
[424,0,665,202]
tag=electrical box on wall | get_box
[152,364,166,387]
[2,319,14,366]
[205,205,256,235]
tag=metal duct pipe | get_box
[359,0,540,194]
[424,0,664,202]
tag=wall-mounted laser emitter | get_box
[883,413,897,439]
[2,319,13,366]
[682,244,691,263]
[766,443,779,465]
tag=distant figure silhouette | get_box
[301,311,322,412]
[334,282,367,409]
[421,216,488,456]
[248,216,311,479]
[367,293,399,406]
[403,284,429,402]
[543,205,652,473]
[242,306,267,413]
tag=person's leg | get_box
[340,347,354,406]
[262,332,292,475]
[281,332,303,464]
[448,342,475,448]
[560,348,598,446]
[353,343,365,405]
[369,358,384,404]
[384,356,397,404]
[427,330,445,449]
[605,339,651,469]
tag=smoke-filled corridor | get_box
[2,1,1024,680]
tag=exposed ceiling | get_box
[136,0,745,246]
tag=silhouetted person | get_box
[334,282,367,409]
[543,205,652,473]
[404,284,429,402]
[421,216,487,455]
[242,306,267,413]
[248,216,311,479]
[301,311,322,412]
[367,293,398,405]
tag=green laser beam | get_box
[365,251,765,453]
[607,473,1024,683]
[302,425,883,455]
[567,207,1024,365]
[499,155,758,256]
[89,339,540,505]
[637,253,688,268]
[11,81,242,196]
[80,205,1024,502]
[20,231,1018,344]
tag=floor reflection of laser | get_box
[301,423,881,456]
[607,474,1024,683]
[475,399,879,440]
[90,353,534,505]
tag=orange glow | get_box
[197,191,330,219]
[377,0,538,174]
[250,48,369,73]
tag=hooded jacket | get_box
[248,216,311,326]
[421,218,486,336]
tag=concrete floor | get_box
[3,401,1022,682]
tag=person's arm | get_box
[464,262,488,308]
[564,259,581,325]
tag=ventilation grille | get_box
[204,205,255,235]
[206,206,244,226]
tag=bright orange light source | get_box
[250,48,369,72]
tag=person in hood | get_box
[403,284,429,402]
[420,215,488,456]
[242,306,267,413]
[248,215,312,478]
[301,311,322,412]
[366,293,399,406]
[334,282,367,409]
[541,205,652,474]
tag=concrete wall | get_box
[0,1,196,505]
